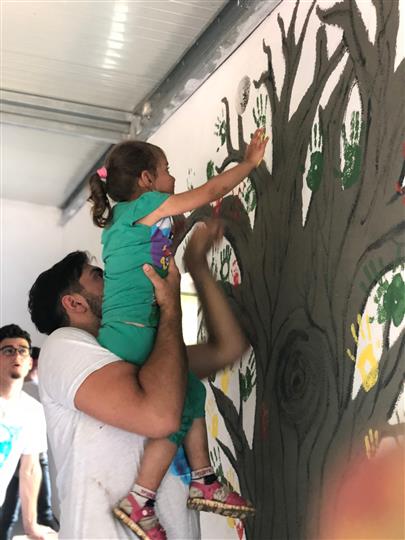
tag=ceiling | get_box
[1,0,228,209]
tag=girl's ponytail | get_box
[88,172,112,228]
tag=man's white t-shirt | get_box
[39,327,200,539]
[0,391,47,506]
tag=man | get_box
[1,346,59,537]
[0,324,55,540]
[28,221,248,539]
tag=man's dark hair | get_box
[0,324,31,347]
[28,251,89,335]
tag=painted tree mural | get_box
[177,1,404,538]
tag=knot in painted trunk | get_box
[275,325,328,437]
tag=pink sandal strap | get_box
[189,480,253,507]
[115,493,167,540]
[127,493,157,521]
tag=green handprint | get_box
[340,110,362,189]
[206,160,215,180]
[383,273,405,326]
[214,110,227,152]
[186,168,195,191]
[239,351,256,402]
[220,245,232,282]
[370,271,405,327]
[209,244,219,280]
[252,93,268,130]
[240,179,257,212]
[305,123,324,192]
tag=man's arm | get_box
[20,454,53,539]
[74,258,188,438]
[184,221,249,379]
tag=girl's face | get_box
[153,153,175,194]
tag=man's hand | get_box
[183,220,224,273]
[25,523,57,540]
[143,256,181,311]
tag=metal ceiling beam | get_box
[59,0,281,224]
[0,90,131,142]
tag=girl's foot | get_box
[113,493,167,540]
[187,480,255,519]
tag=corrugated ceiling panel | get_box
[1,124,109,207]
[2,0,228,110]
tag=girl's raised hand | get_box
[244,128,269,167]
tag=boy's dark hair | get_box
[88,140,163,228]
[0,324,31,347]
[28,251,89,335]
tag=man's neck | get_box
[0,379,23,400]
[69,316,100,337]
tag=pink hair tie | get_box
[97,166,107,180]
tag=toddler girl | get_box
[88,128,267,540]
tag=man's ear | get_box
[138,170,154,191]
[61,293,87,314]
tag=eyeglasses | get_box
[0,345,31,357]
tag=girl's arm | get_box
[140,128,268,225]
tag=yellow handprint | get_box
[220,368,231,395]
[364,428,379,459]
[346,314,380,392]
[206,397,219,439]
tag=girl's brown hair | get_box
[88,140,162,227]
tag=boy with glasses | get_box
[0,324,55,540]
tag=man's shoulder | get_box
[44,327,99,346]
[41,327,105,359]
[39,326,121,380]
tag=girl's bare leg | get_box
[183,417,211,471]
[116,438,179,536]
[136,438,178,491]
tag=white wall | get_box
[0,199,64,345]
[0,198,103,345]
[61,201,102,264]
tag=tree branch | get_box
[216,437,238,472]
[253,40,279,116]
[317,0,375,96]
[210,382,249,455]
[296,0,317,53]
[221,97,235,157]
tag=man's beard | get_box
[11,372,22,380]
[83,291,102,321]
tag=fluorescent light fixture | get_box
[107,40,124,50]
[111,22,125,33]
[105,49,122,58]
[109,31,124,42]
[103,60,117,69]
[113,12,127,23]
